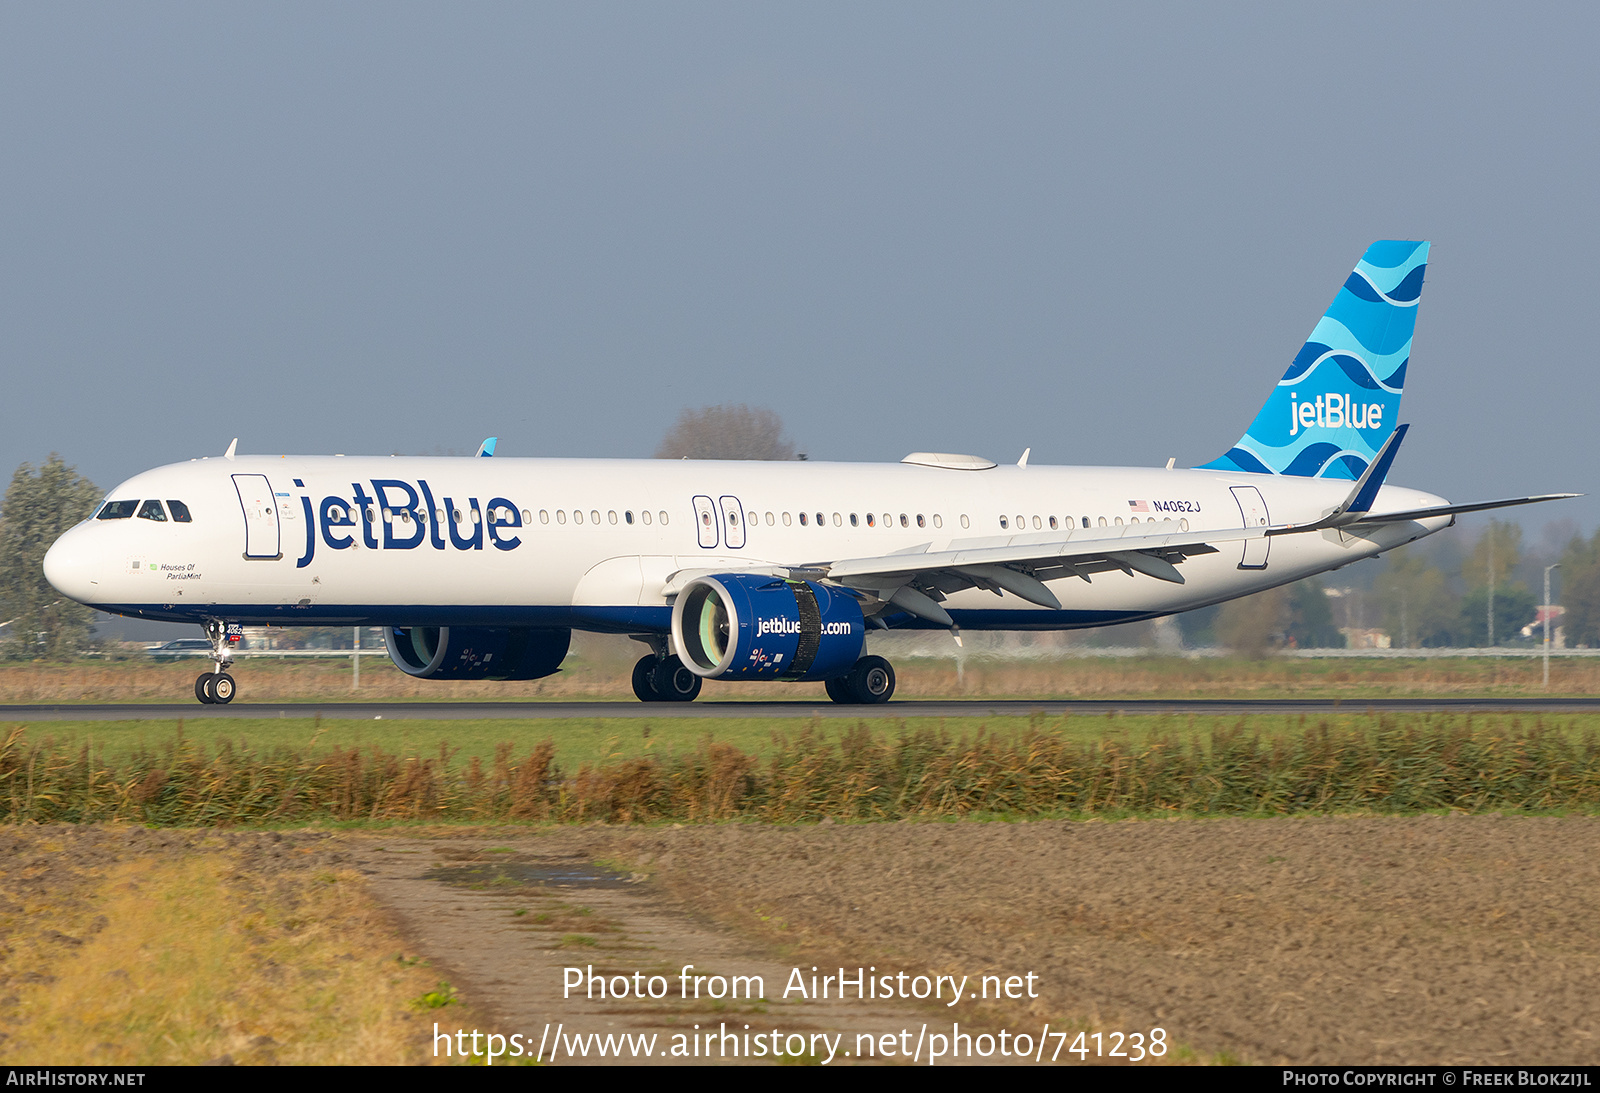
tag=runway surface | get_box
[5,696,1600,720]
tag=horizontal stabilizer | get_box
[1347,493,1580,526]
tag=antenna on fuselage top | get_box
[475,437,497,457]
[224,438,238,460]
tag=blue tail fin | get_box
[1200,240,1429,480]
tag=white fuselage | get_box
[43,453,1450,634]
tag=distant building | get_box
[1520,605,1566,648]
[1340,627,1392,650]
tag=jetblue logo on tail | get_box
[1201,240,1427,480]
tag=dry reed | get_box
[5,713,1598,824]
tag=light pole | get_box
[1544,564,1560,689]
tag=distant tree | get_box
[1286,577,1345,648]
[655,404,796,461]
[1374,547,1459,647]
[1460,520,1530,646]
[0,455,102,658]
[1560,531,1600,647]
[1175,602,1222,647]
[1463,520,1523,592]
[1216,586,1288,658]
[1459,585,1537,646]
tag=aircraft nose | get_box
[43,525,101,605]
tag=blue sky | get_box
[3,4,1595,543]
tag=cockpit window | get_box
[97,500,138,520]
[137,500,168,522]
[166,500,192,523]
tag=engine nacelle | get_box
[384,626,570,680]
[672,574,865,681]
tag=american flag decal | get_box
[1128,500,1149,512]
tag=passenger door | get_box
[232,474,282,559]
[1230,485,1270,569]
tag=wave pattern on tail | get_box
[1201,240,1429,480]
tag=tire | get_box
[631,656,662,702]
[207,672,236,704]
[650,656,702,702]
[824,677,852,704]
[195,673,217,704]
[847,656,895,704]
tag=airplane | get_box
[42,241,1575,705]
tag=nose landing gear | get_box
[194,619,238,705]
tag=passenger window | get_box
[557,510,567,525]
[799,512,809,526]
[782,512,792,526]
[608,510,618,525]
[540,510,550,524]
[98,500,138,519]
[960,515,970,529]
[866,513,875,527]
[933,514,943,529]
[849,513,858,527]
[900,514,909,528]
[1114,516,1123,526]
[166,500,192,523]
[1065,517,1075,530]
[591,510,600,524]
[574,510,584,525]
[1049,516,1058,530]
[1180,518,1190,531]
[833,513,841,527]
[748,511,757,525]
[522,509,532,523]
[642,510,652,525]
[659,511,668,525]
[999,516,1009,529]
[137,500,167,521]
[1033,516,1042,529]
[625,510,634,525]
[1098,516,1107,527]
[882,513,891,528]
[816,513,824,527]
[917,514,925,528]
[765,512,774,526]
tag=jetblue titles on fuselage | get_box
[298,478,524,568]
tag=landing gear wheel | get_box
[847,655,895,704]
[824,677,852,704]
[205,673,236,704]
[649,656,702,702]
[195,673,217,704]
[632,656,664,702]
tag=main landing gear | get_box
[632,654,703,703]
[825,655,896,705]
[194,619,238,705]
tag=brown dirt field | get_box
[349,816,1600,1065]
[7,816,1599,1065]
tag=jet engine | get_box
[384,626,570,680]
[672,574,864,681]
